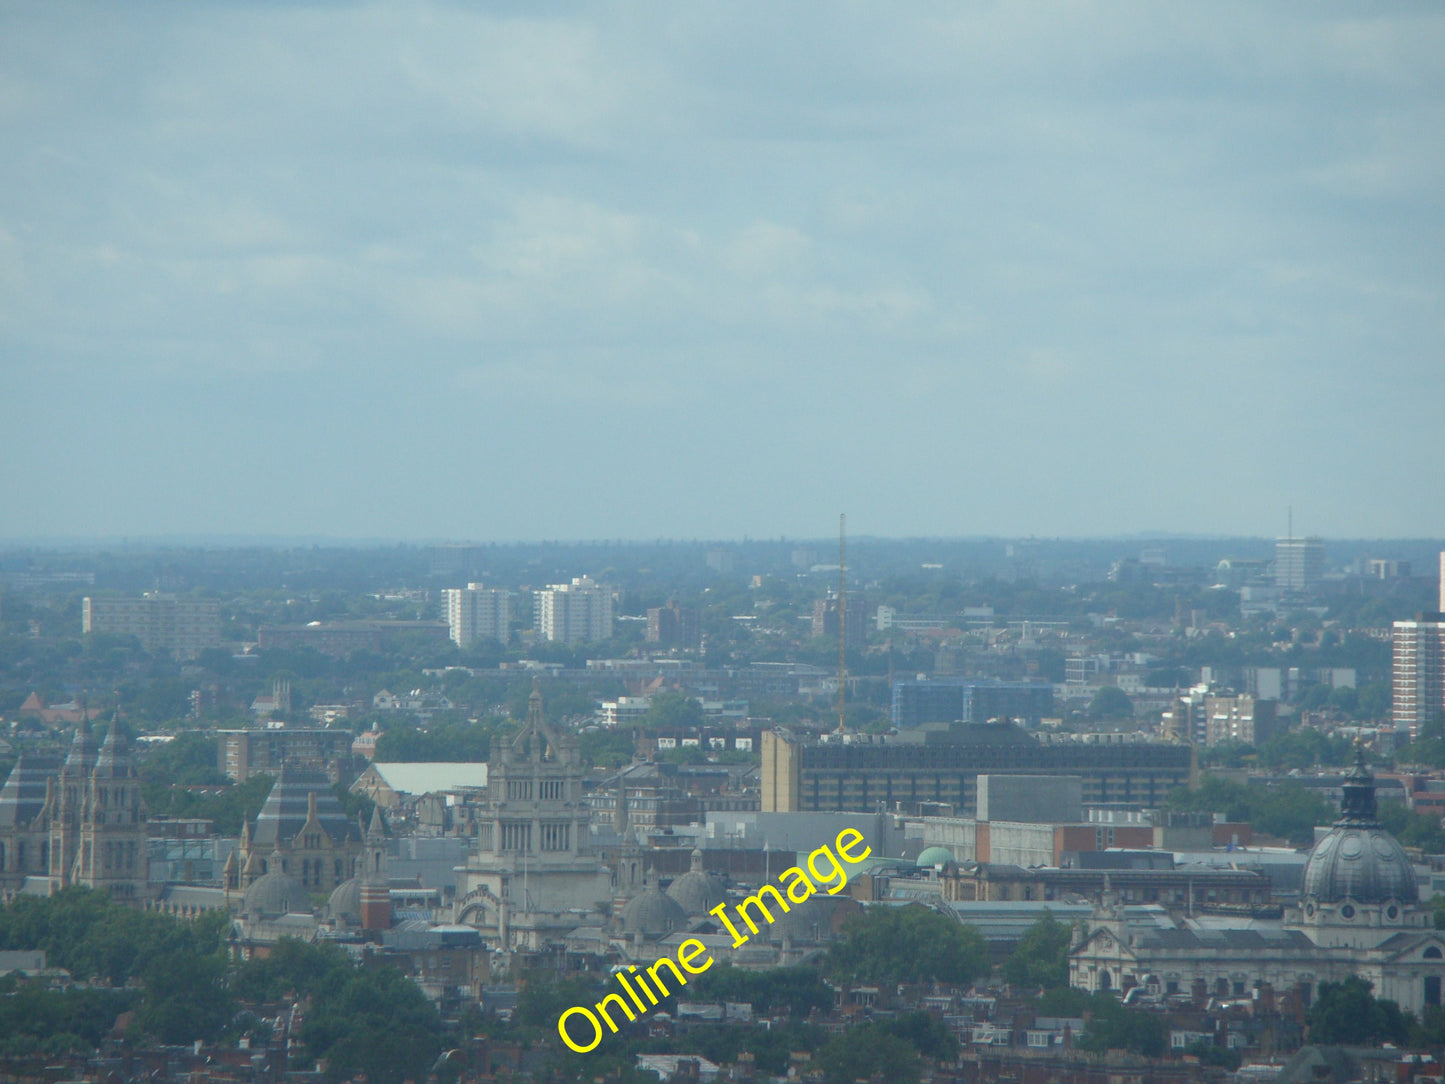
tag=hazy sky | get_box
[3,3,1443,542]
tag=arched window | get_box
[1425,947,1442,960]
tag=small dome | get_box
[1301,757,1418,905]
[620,883,688,940]
[328,877,362,925]
[767,898,826,944]
[916,846,955,869]
[243,868,309,918]
[666,849,726,916]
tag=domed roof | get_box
[917,846,955,869]
[767,897,827,944]
[243,867,309,918]
[620,874,688,940]
[327,877,362,925]
[1301,758,1418,905]
[666,848,727,916]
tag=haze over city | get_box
[4,4,1443,540]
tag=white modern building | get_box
[535,576,613,644]
[1274,536,1325,593]
[444,583,512,647]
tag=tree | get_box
[817,1025,920,1084]
[1307,977,1408,1046]
[1166,776,1333,847]
[883,1011,960,1062]
[138,731,225,785]
[302,966,440,1084]
[373,719,494,762]
[824,905,987,986]
[1379,801,1445,853]
[642,692,705,730]
[1088,686,1133,720]
[136,948,234,1044]
[1002,912,1072,990]
[580,728,635,769]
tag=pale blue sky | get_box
[3,3,1442,541]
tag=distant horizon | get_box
[3,532,1443,551]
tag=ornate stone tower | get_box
[49,721,97,889]
[76,721,148,900]
[454,678,612,949]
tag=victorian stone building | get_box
[225,766,365,895]
[1070,759,1445,1014]
[0,719,148,901]
[453,681,612,952]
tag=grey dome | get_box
[666,849,726,916]
[767,898,826,944]
[1301,758,1418,905]
[1302,826,1416,904]
[327,877,362,925]
[243,868,309,918]
[620,882,688,940]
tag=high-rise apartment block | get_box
[1392,552,1445,739]
[646,600,700,650]
[535,576,613,644]
[1274,537,1325,593]
[444,583,512,647]
[82,594,222,658]
[1203,693,1277,747]
[812,594,866,649]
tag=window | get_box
[501,822,531,852]
[1425,947,1443,960]
[1428,977,1442,1007]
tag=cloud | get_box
[1,3,1443,537]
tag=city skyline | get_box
[4,4,1443,541]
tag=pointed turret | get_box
[1338,749,1379,824]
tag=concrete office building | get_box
[891,679,1055,729]
[535,576,613,644]
[761,726,1193,815]
[444,583,511,647]
[1274,536,1325,593]
[82,594,222,659]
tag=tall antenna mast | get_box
[837,513,847,735]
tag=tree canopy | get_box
[824,905,987,986]
[1088,686,1134,720]
[1307,977,1408,1046]
[1001,912,1073,990]
[1166,775,1333,846]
